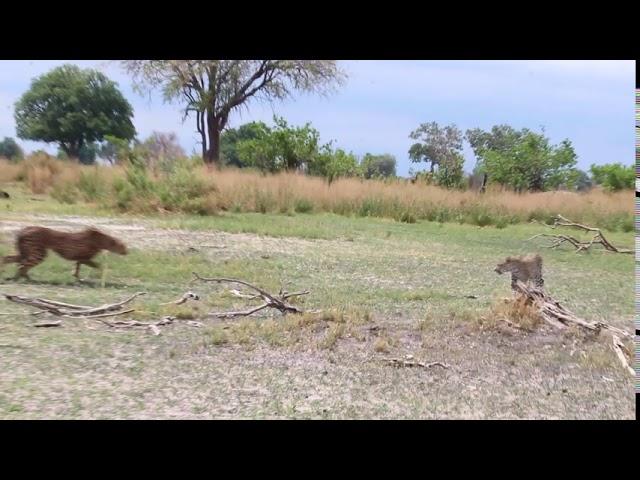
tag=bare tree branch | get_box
[2,292,146,318]
[528,215,633,254]
[191,273,308,317]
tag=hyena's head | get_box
[88,228,128,255]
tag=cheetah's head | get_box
[494,257,516,275]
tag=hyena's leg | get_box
[75,260,100,282]
[14,244,47,281]
[2,255,20,280]
[83,260,100,269]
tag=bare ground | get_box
[0,215,635,419]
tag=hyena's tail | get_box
[1,255,21,265]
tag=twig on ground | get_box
[32,320,62,328]
[159,291,200,306]
[383,357,450,369]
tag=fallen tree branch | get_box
[159,291,200,306]
[21,298,93,310]
[611,335,634,377]
[0,311,46,316]
[211,304,271,319]
[511,280,634,376]
[80,309,136,319]
[191,273,307,317]
[99,316,176,334]
[528,215,633,254]
[32,320,62,328]
[383,357,450,370]
[228,289,260,300]
[513,281,632,338]
[2,292,146,318]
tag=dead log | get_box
[191,273,309,318]
[513,281,632,339]
[511,280,633,376]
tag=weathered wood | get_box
[191,273,308,318]
[528,215,633,254]
[32,320,62,328]
[159,291,200,306]
[611,335,634,377]
[2,291,146,318]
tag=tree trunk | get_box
[480,173,488,194]
[210,128,221,165]
[61,142,81,160]
[197,111,207,160]
[204,113,221,165]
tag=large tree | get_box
[481,130,578,192]
[235,116,322,173]
[408,122,464,174]
[14,65,135,159]
[220,121,270,168]
[121,60,346,165]
[0,137,24,161]
[360,153,397,179]
[590,163,634,191]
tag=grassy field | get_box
[0,188,635,419]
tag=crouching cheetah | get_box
[2,226,127,281]
[494,254,544,291]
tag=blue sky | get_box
[0,60,635,176]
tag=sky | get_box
[0,60,635,176]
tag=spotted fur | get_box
[2,226,127,280]
[494,254,544,290]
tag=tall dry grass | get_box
[203,168,632,230]
[0,155,633,231]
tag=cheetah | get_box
[2,226,127,281]
[494,254,544,291]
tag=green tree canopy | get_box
[479,129,578,191]
[233,116,358,181]
[590,163,634,191]
[360,153,397,179]
[15,64,135,160]
[221,122,270,168]
[409,122,465,188]
[0,137,24,161]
